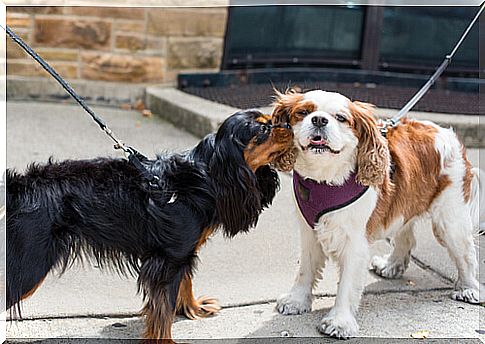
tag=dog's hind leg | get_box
[7,269,48,313]
[176,227,220,319]
[139,256,186,343]
[430,189,481,304]
[371,220,416,279]
[6,217,59,313]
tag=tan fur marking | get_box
[20,276,46,301]
[461,145,473,203]
[142,290,174,342]
[366,119,451,239]
[256,114,272,124]
[176,227,221,319]
[432,223,446,247]
[271,89,316,127]
[244,125,293,172]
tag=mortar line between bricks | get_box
[7,286,453,322]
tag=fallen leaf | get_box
[411,330,429,339]
[142,109,152,117]
[134,99,145,111]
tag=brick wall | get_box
[6,6,227,84]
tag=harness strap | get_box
[128,149,160,187]
[3,25,160,187]
[293,171,369,229]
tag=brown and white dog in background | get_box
[271,89,485,339]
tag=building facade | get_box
[6,6,480,85]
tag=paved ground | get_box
[4,101,485,342]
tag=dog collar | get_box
[293,170,369,229]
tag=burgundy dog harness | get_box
[293,171,369,228]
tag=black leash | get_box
[3,25,160,187]
[379,2,484,136]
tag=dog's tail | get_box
[469,167,485,234]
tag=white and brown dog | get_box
[271,89,484,339]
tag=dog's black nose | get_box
[311,116,328,128]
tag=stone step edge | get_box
[145,86,235,138]
[7,76,147,107]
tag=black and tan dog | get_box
[6,109,293,342]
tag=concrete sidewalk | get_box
[5,101,485,342]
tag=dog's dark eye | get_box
[335,114,347,123]
[297,110,309,116]
[260,125,270,134]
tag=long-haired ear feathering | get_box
[209,131,262,237]
[269,88,302,172]
[349,101,390,187]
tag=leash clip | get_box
[148,175,161,188]
[377,118,397,138]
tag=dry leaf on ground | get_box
[411,330,430,339]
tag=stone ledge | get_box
[145,86,234,138]
[7,76,147,107]
[146,86,485,148]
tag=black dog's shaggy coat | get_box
[6,110,288,341]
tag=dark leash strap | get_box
[2,25,160,187]
[379,2,484,136]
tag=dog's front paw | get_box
[452,288,480,304]
[181,295,221,319]
[276,291,312,315]
[318,311,359,340]
[371,255,406,279]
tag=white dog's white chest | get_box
[311,187,378,255]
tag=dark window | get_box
[379,7,478,71]
[222,5,479,76]
[223,6,365,69]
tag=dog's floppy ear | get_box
[271,88,302,127]
[270,89,300,172]
[255,165,280,208]
[270,147,297,173]
[350,101,390,187]
[272,89,290,127]
[209,135,261,237]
